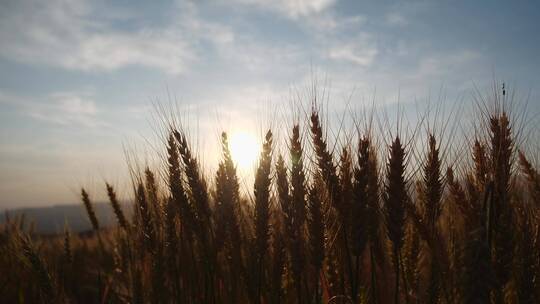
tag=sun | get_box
[229,131,260,171]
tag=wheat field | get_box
[1,91,539,304]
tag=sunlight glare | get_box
[229,131,260,171]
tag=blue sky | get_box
[1,0,539,209]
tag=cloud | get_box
[0,90,105,127]
[51,92,97,115]
[31,97,104,127]
[385,12,408,26]
[232,0,337,19]
[54,30,193,74]
[0,0,232,74]
[413,50,481,80]
[328,35,378,66]
[300,13,365,34]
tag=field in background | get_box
[1,203,132,235]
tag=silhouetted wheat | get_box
[81,188,99,231]
[489,112,514,303]
[307,182,324,304]
[518,150,540,203]
[106,183,129,230]
[384,136,408,304]
[19,234,55,303]
[3,87,540,304]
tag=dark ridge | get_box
[1,202,132,235]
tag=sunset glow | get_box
[229,131,260,171]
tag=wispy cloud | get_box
[413,50,481,81]
[56,31,194,74]
[231,0,337,19]
[0,0,232,74]
[30,93,104,127]
[385,12,408,26]
[0,90,105,127]
[328,34,378,66]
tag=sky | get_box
[1,0,539,209]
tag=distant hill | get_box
[1,203,133,235]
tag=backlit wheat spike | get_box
[276,153,305,303]
[473,140,489,192]
[290,125,307,234]
[384,136,408,304]
[174,130,212,230]
[489,112,514,302]
[19,234,55,303]
[518,150,540,204]
[136,182,155,252]
[422,134,443,233]
[167,132,198,237]
[307,182,325,303]
[81,188,99,231]
[145,168,162,231]
[420,134,443,303]
[253,130,273,302]
[106,182,129,230]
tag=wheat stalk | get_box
[106,183,129,230]
[489,113,514,302]
[384,136,408,304]
[253,130,273,302]
[19,234,55,303]
[518,150,540,204]
[81,188,99,231]
[307,181,325,304]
